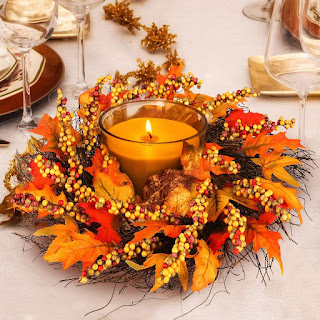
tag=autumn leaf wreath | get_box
[1,64,314,293]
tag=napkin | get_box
[0,41,12,73]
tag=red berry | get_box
[199,217,204,224]
[98,265,103,272]
[102,256,106,261]
[118,248,124,255]
[112,261,117,266]
[162,263,168,269]
[234,248,239,255]
[82,271,87,277]
[58,200,64,206]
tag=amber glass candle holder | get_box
[99,99,208,195]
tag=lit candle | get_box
[103,117,200,195]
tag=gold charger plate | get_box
[248,55,320,97]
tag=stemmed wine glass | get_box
[0,0,58,129]
[58,0,105,99]
[299,0,320,58]
[243,0,272,22]
[265,0,320,144]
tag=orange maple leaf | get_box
[14,183,67,218]
[242,132,304,157]
[246,212,283,273]
[130,219,186,243]
[253,150,301,187]
[85,147,105,176]
[78,201,121,244]
[259,178,303,224]
[34,217,111,271]
[29,114,81,159]
[92,160,135,203]
[191,240,221,291]
[157,64,184,86]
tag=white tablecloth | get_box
[0,1,320,319]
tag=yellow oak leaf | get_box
[126,253,169,291]
[92,160,135,203]
[191,240,221,291]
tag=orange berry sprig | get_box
[220,115,296,141]
[233,178,291,223]
[173,87,257,115]
[80,237,163,283]
[222,203,247,254]
[10,191,67,216]
[202,144,241,174]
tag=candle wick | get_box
[148,132,153,139]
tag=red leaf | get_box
[225,110,265,127]
[207,228,229,254]
[78,201,121,244]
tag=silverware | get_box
[0,138,9,145]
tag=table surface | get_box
[0,1,320,319]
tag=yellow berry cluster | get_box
[101,145,113,169]
[223,203,247,254]
[202,145,241,174]
[79,76,111,151]
[33,155,65,184]
[80,238,162,283]
[56,89,76,157]
[233,178,291,223]
[155,178,213,287]
[110,82,141,106]
[277,116,296,129]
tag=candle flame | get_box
[146,120,152,135]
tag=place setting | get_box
[0,0,319,319]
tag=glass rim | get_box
[99,99,208,145]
